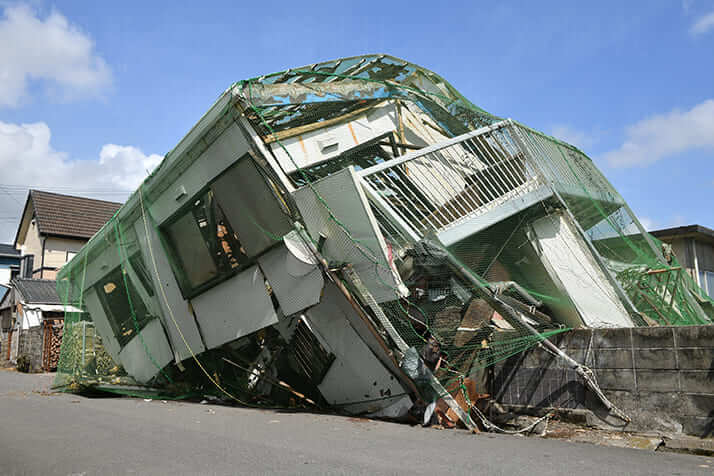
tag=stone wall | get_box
[17,326,44,373]
[0,331,10,366]
[490,326,714,437]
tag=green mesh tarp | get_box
[54,54,712,413]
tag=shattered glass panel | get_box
[94,265,152,348]
[211,156,292,257]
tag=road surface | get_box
[0,370,711,475]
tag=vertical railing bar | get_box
[408,159,462,226]
[383,170,443,231]
[522,130,550,174]
[494,128,534,196]
[461,137,501,204]
[445,144,493,217]
[484,130,521,196]
[515,125,557,185]
[375,171,432,232]
[503,128,538,184]
[437,143,487,215]
[367,173,423,235]
[361,177,422,243]
[409,155,462,224]
[480,131,521,195]
[426,148,475,219]
[470,135,511,199]
[421,151,466,214]
[373,203,409,246]
[489,128,526,190]
[475,133,513,198]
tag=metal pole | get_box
[439,243,630,423]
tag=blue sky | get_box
[1,0,713,242]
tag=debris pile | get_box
[54,55,713,429]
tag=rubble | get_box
[53,55,713,432]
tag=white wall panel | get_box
[191,265,277,349]
[531,214,633,328]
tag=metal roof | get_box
[0,243,20,258]
[12,278,62,305]
[650,224,714,244]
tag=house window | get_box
[66,251,77,262]
[94,265,153,347]
[699,270,714,298]
[129,252,155,297]
[161,154,292,298]
[163,191,247,294]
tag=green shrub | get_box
[17,354,31,373]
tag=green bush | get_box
[17,354,31,373]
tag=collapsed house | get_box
[54,55,713,429]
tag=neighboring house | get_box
[13,190,122,279]
[651,224,714,298]
[0,243,21,286]
[0,190,122,371]
[0,278,80,371]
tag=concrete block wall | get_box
[0,331,9,366]
[17,327,44,373]
[491,326,714,437]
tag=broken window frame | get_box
[129,252,155,298]
[94,263,154,348]
[287,132,397,186]
[159,154,288,299]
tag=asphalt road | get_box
[0,370,711,476]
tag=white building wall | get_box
[0,268,11,286]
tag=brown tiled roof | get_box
[30,190,122,239]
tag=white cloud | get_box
[550,125,597,150]
[600,99,714,167]
[0,4,111,107]
[690,11,714,35]
[0,120,162,242]
[99,144,163,190]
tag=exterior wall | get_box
[0,307,15,335]
[658,234,714,293]
[0,256,20,285]
[491,326,714,437]
[668,237,694,277]
[695,239,714,273]
[43,236,84,271]
[0,267,10,286]
[20,218,43,265]
[20,217,87,279]
[0,329,11,366]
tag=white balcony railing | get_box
[358,120,545,241]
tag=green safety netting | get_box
[54,55,712,417]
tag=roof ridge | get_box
[30,189,123,206]
[28,189,123,240]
